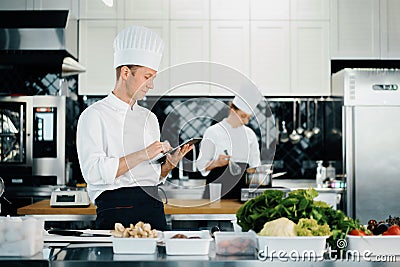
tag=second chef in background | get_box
[196,91,263,199]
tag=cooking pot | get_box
[245,164,287,188]
[246,164,274,188]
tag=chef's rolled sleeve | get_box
[196,130,217,177]
[77,109,118,185]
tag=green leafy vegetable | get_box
[296,218,331,236]
[236,188,360,250]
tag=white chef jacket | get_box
[196,119,261,176]
[76,93,161,202]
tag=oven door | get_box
[0,96,33,185]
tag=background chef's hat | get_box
[232,86,263,115]
[113,25,164,71]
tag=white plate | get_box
[163,230,212,255]
[112,237,158,254]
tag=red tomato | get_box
[383,225,400,235]
[348,229,367,236]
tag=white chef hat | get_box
[113,25,164,71]
[232,87,263,115]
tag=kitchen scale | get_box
[50,188,90,207]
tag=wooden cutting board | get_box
[18,199,243,215]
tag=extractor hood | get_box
[0,10,85,77]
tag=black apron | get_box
[203,163,248,200]
[94,186,167,230]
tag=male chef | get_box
[77,25,192,230]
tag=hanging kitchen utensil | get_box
[296,99,304,135]
[312,98,321,135]
[275,117,280,145]
[331,101,341,136]
[224,150,242,176]
[304,99,314,139]
[289,100,301,144]
[0,177,12,205]
[0,177,4,198]
[280,121,289,143]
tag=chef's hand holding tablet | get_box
[165,143,193,168]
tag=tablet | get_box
[149,137,202,164]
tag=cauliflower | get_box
[295,218,332,236]
[258,217,297,237]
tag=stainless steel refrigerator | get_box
[332,68,400,224]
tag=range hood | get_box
[0,10,85,77]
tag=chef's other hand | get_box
[212,154,231,168]
[165,144,193,168]
[144,141,171,160]
[161,140,172,153]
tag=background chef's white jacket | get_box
[196,119,261,176]
[77,93,161,202]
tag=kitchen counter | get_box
[17,182,345,221]
[17,199,243,222]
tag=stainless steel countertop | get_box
[46,243,399,267]
[2,236,398,266]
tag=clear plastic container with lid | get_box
[0,216,44,257]
[326,161,336,180]
[315,161,326,188]
[214,231,258,256]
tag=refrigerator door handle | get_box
[343,106,355,218]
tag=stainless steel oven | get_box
[0,95,65,186]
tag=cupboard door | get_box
[170,0,209,20]
[168,21,210,95]
[210,21,250,95]
[291,21,330,96]
[170,21,209,65]
[380,0,400,59]
[250,21,290,96]
[330,0,380,59]
[210,0,249,20]
[250,0,290,20]
[124,0,169,19]
[290,0,330,20]
[210,21,249,96]
[79,20,123,95]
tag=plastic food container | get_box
[0,216,44,257]
[346,235,400,256]
[112,237,158,254]
[214,231,258,256]
[164,230,212,255]
[257,236,329,258]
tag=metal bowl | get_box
[245,164,274,187]
[245,172,272,187]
